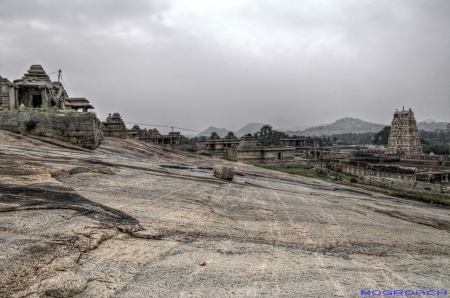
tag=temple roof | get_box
[22,65,51,82]
[224,131,238,140]
[209,132,221,140]
[66,98,94,109]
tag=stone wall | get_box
[329,160,416,181]
[262,149,295,162]
[236,149,263,163]
[400,155,450,166]
[0,111,102,149]
[362,176,447,194]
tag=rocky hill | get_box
[286,117,387,136]
[418,121,449,131]
[234,123,267,137]
[197,126,231,138]
[198,123,267,138]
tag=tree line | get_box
[187,125,449,154]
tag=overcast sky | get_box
[0,0,449,133]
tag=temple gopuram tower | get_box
[386,107,422,156]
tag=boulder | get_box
[213,165,234,181]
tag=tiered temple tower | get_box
[386,108,422,156]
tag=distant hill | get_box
[286,118,387,136]
[198,123,267,138]
[418,121,449,131]
[279,125,315,132]
[197,126,231,138]
[234,123,267,137]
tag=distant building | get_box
[204,132,240,156]
[234,135,295,164]
[386,108,422,156]
[138,128,187,147]
[101,113,127,139]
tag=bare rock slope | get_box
[0,130,449,297]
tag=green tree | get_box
[253,125,288,146]
[186,135,208,145]
[372,126,391,145]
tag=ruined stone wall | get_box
[236,149,263,163]
[228,148,237,158]
[400,155,450,166]
[0,111,102,149]
[362,176,447,194]
[330,160,416,181]
[262,150,295,163]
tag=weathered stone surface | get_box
[1,133,449,297]
[17,112,30,122]
[213,165,235,180]
[0,112,18,126]
[0,111,102,149]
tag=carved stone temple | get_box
[0,65,95,112]
[386,108,422,156]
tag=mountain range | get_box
[285,118,387,136]
[197,118,449,139]
[417,121,449,131]
[198,123,267,138]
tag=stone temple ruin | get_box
[101,113,128,139]
[200,132,298,165]
[100,113,189,147]
[0,65,95,112]
[204,132,241,156]
[325,108,450,195]
[386,108,422,156]
[0,65,102,149]
[136,128,187,146]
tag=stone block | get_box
[66,124,94,131]
[31,113,51,124]
[0,125,20,133]
[64,130,92,137]
[213,165,235,181]
[18,112,31,122]
[78,115,95,125]
[65,116,79,126]
[0,111,19,126]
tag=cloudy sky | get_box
[0,0,449,133]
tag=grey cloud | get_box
[0,0,449,134]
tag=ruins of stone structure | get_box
[279,136,306,147]
[134,127,187,147]
[0,65,102,149]
[327,152,450,194]
[1,65,67,110]
[204,132,240,156]
[387,108,422,156]
[234,135,295,164]
[65,98,95,112]
[0,111,102,149]
[101,113,128,139]
[0,65,95,112]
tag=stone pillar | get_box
[41,88,49,108]
[8,85,15,109]
[14,87,18,108]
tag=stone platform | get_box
[0,110,102,149]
